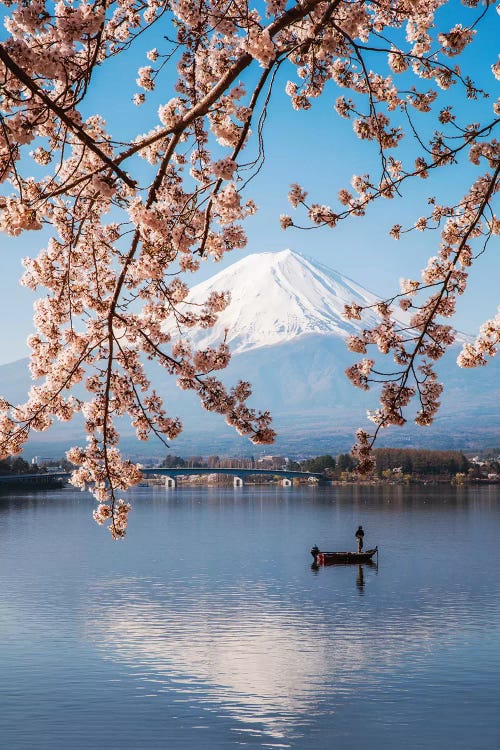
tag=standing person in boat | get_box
[355,525,364,553]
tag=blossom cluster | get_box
[0,0,497,513]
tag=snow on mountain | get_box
[169,249,396,354]
[0,248,487,456]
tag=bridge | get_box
[140,467,324,488]
[0,467,324,489]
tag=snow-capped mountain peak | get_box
[170,249,385,354]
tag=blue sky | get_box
[0,2,498,364]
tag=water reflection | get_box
[2,486,500,749]
[356,565,364,594]
[87,584,339,741]
[85,565,492,744]
[310,559,376,598]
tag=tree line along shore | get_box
[1,449,499,489]
[154,449,496,485]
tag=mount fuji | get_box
[0,249,499,457]
[167,248,394,354]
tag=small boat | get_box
[311,545,378,565]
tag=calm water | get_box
[0,484,499,750]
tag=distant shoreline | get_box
[0,476,65,491]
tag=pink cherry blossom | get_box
[0,0,498,520]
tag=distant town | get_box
[2,448,500,488]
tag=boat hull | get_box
[312,547,378,565]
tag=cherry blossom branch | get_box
[198,62,276,256]
[116,0,332,163]
[348,162,500,470]
[0,45,136,188]
[1,0,498,535]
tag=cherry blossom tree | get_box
[0,0,498,534]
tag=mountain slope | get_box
[168,248,404,354]
[0,249,497,457]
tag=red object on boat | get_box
[311,546,378,565]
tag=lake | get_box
[0,483,499,749]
